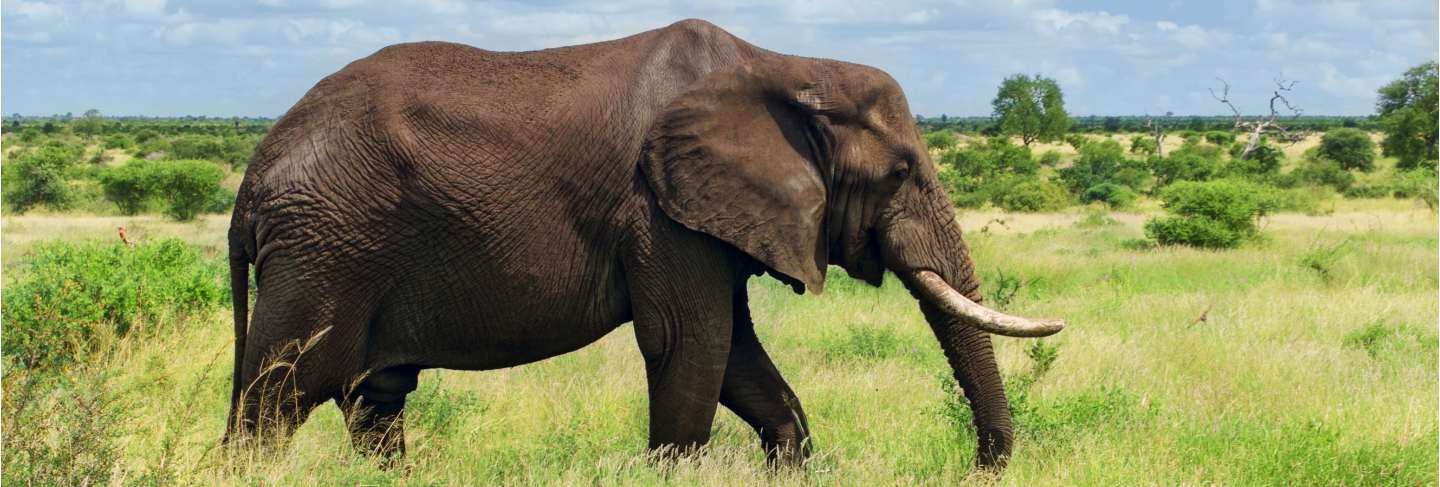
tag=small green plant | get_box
[985,270,1038,308]
[825,324,908,362]
[1038,150,1062,167]
[1342,322,1398,359]
[1074,207,1120,228]
[407,378,484,438]
[1299,239,1352,283]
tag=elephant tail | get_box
[228,247,250,419]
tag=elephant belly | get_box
[364,256,633,372]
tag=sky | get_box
[2,0,1436,117]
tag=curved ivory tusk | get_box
[912,270,1065,338]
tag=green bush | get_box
[998,179,1071,212]
[1204,131,1236,146]
[924,130,958,150]
[145,160,227,221]
[1082,183,1139,209]
[1,239,227,371]
[97,161,152,215]
[1286,157,1355,192]
[1318,128,1377,172]
[1038,150,1062,167]
[1129,135,1157,156]
[1391,168,1439,209]
[1153,150,1220,187]
[96,160,229,219]
[3,144,81,213]
[1143,180,1269,249]
[1058,139,1147,195]
[1064,134,1088,150]
[101,134,134,150]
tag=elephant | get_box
[224,18,1064,472]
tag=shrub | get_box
[1143,180,1269,249]
[924,130,958,150]
[1082,183,1139,209]
[1222,145,1284,180]
[1064,134,1088,150]
[3,144,81,213]
[1318,128,1377,172]
[1038,150,1062,167]
[998,179,1071,212]
[145,160,227,221]
[1391,168,1439,209]
[1286,157,1355,192]
[1152,150,1220,186]
[1,239,227,371]
[1058,139,1146,195]
[167,135,227,161]
[1204,131,1236,146]
[1129,135,1157,156]
[101,134,134,150]
[97,161,152,215]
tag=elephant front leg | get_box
[626,225,739,458]
[631,286,733,458]
[719,284,811,467]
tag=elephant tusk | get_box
[911,270,1065,338]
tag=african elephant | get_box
[225,18,1064,472]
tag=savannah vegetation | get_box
[1,63,1435,484]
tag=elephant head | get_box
[641,55,1064,470]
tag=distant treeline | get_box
[915,115,1377,135]
[0,114,1376,138]
[2,114,273,137]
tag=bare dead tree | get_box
[1210,77,1305,160]
[1144,116,1169,158]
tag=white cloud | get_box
[9,0,63,21]
[1031,8,1129,35]
[1156,20,1177,31]
[123,0,166,17]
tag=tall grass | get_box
[1,198,1435,485]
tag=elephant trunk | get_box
[889,191,1036,471]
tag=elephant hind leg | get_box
[339,365,419,464]
[227,262,384,456]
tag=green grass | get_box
[2,199,1435,485]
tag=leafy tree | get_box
[1376,62,1438,170]
[991,74,1069,146]
[1057,139,1146,194]
[1318,128,1376,172]
[3,144,80,213]
[73,109,104,137]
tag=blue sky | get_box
[2,0,1435,117]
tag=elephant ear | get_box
[642,59,835,294]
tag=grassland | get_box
[2,199,1436,485]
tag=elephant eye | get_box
[892,161,911,181]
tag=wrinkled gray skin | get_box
[226,19,1042,472]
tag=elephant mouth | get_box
[908,270,1065,338]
